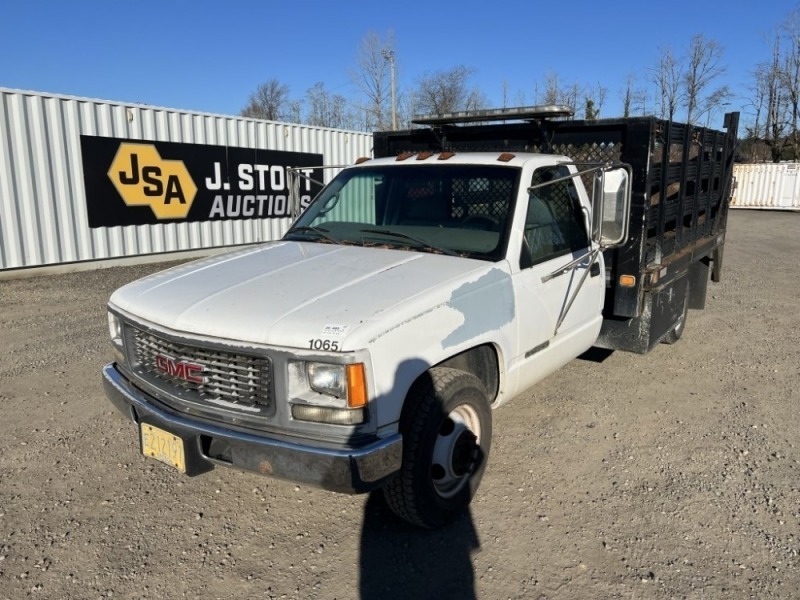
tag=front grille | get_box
[129,327,272,411]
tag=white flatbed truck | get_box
[102,106,739,527]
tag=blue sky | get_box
[1,0,797,128]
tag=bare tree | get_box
[653,45,682,120]
[565,82,582,113]
[241,79,291,121]
[765,37,792,162]
[631,92,650,117]
[304,83,354,130]
[779,9,800,159]
[465,87,487,112]
[683,34,729,125]
[535,72,582,115]
[744,11,800,162]
[396,89,418,130]
[748,34,791,162]
[620,73,636,117]
[286,99,303,125]
[413,65,485,115]
[540,72,561,105]
[351,31,395,131]
[699,85,732,127]
[620,72,651,117]
[747,64,768,140]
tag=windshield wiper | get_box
[284,225,340,245]
[359,228,459,257]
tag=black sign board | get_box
[80,135,323,228]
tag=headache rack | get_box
[374,108,740,328]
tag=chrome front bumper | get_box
[101,363,402,493]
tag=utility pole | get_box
[382,49,397,130]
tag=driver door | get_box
[511,165,605,390]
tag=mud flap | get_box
[596,275,689,353]
[712,245,724,283]
[688,258,710,310]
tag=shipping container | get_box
[731,162,800,211]
[0,88,372,271]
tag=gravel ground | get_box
[1,210,799,600]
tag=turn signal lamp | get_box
[346,363,367,409]
[619,275,636,287]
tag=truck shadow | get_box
[577,346,614,363]
[358,491,480,600]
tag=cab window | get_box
[522,165,589,266]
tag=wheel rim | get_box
[431,404,482,499]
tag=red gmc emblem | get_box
[154,354,206,384]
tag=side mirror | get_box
[287,167,306,219]
[591,165,631,248]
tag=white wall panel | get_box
[0,87,372,269]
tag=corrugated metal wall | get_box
[0,88,373,270]
[732,163,800,211]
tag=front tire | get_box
[383,367,492,528]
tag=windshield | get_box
[285,164,520,261]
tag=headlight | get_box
[288,361,368,425]
[307,363,346,398]
[107,312,125,363]
[108,312,122,343]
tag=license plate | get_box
[140,423,186,473]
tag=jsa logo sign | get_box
[109,143,198,219]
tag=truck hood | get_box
[110,242,498,350]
